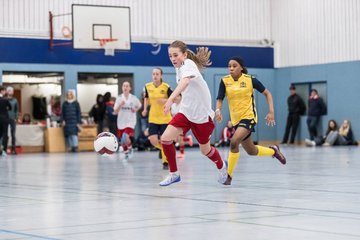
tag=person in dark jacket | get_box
[281,84,306,144]
[61,89,82,152]
[89,94,106,134]
[6,86,19,154]
[306,89,327,140]
[0,86,11,156]
[105,96,118,136]
[336,120,357,145]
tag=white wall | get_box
[0,0,271,46]
[271,0,360,67]
[1,0,359,67]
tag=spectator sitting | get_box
[337,120,357,145]
[21,113,32,124]
[305,119,357,146]
[215,120,235,147]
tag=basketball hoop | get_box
[99,38,118,56]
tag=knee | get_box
[200,147,209,156]
[230,141,239,152]
[160,134,172,143]
[200,145,212,155]
[149,136,158,145]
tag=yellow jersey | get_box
[217,74,265,126]
[145,82,173,124]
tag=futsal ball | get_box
[94,132,118,155]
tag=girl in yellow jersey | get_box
[215,57,286,185]
[142,68,173,169]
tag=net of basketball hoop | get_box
[99,38,118,56]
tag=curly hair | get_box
[169,40,212,70]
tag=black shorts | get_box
[234,119,256,141]
[148,123,168,136]
[235,119,256,133]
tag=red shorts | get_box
[169,113,214,144]
[117,128,134,139]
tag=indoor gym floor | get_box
[0,145,360,240]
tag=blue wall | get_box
[0,37,273,68]
[0,37,275,143]
[2,37,359,143]
[275,61,360,142]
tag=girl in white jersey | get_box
[159,40,227,186]
[114,81,141,158]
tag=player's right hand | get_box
[215,111,222,122]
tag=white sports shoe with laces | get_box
[159,172,181,186]
[218,161,228,184]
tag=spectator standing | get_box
[105,96,118,136]
[61,89,82,153]
[89,94,106,134]
[281,84,306,144]
[0,87,11,156]
[6,86,19,154]
[307,89,327,140]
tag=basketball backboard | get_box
[72,4,131,51]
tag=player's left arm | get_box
[262,89,275,126]
[253,77,275,127]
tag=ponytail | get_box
[186,47,212,70]
[169,40,212,70]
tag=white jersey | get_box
[114,93,141,130]
[176,59,214,124]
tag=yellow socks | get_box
[227,151,240,177]
[155,143,168,163]
[256,145,275,156]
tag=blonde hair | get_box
[339,120,350,136]
[169,40,212,70]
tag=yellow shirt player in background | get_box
[215,57,286,185]
[142,67,173,169]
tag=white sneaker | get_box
[118,146,124,153]
[159,172,181,186]
[305,138,316,146]
[218,161,228,184]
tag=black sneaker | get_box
[269,145,286,164]
[162,162,169,170]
